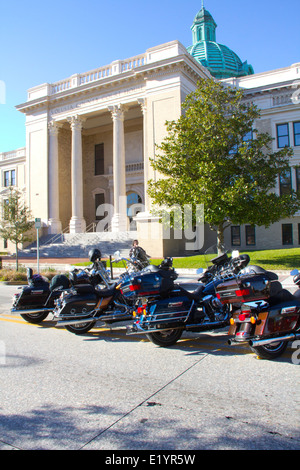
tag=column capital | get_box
[67,114,86,131]
[137,98,147,115]
[48,120,63,136]
[108,104,128,121]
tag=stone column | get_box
[108,104,128,231]
[68,115,86,233]
[48,121,62,234]
[138,98,149,212]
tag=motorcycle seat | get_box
[178,283,205,301]
[74,284,95,294]
[96,283,117,298]
[268,288,296,306]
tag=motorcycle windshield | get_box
[200,245,252,298]
[203,244,236,277]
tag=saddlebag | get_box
[216,274,272,304]
[121,269,176,299]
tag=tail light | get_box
[235,288,250,298]
[129,284,141,292]
[137,304,147,314]
[238,312,250,321]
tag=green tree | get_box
[0,188,34,270]
[148,78,299,251]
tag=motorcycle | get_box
[126,250,250,347]
[220,266,300,359]
[11,248,110,324]
[11,268,70,324]
[53,257,175,335]
[53,281,132,335]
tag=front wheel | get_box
[21,312,49,324]
[250,341,288,360]
[65,321,96,335]
[146,329,183,347]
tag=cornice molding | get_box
[16,53,209,115]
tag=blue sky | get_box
[0,0,299,153]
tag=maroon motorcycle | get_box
[217,266,300,359]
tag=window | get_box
[3,169,16,187]
[231,226,241,246]
[276,123,289,148]
[245,225,256,246]
[279,168,292,195]
[243,130,253,143]
[294,122,300,147]
[4,171,9,187]
[282,224,293,245]
[95,144,104,175]
[229,130,253,155]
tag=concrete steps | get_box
[19,232,137,259]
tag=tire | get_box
[65,321,96,335]
[146,329,183,347]
[250,341,288,360]
[21,312,49,324]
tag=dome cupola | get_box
[187,5,254,79]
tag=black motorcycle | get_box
[53,257,175,335]
[53,281,132,335]
[125,251,250,347]
[11,248,110,324]
[11,268,70,324]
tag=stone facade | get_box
[220,63,300,251]
[15,41,211,256]
[1,39,298,257]
[0,147,27,252]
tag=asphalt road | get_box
[0,283,299,451]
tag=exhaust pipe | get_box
[228,338,249,346]
[56,317,96,327]
[99,312,132,322]
[249,332,300,348]
[56,310,132,327]
[11,307,54,315]
[126,323,183,335]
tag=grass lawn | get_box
[149,247,300,271]
[73,248,300,271]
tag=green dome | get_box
[187,7,254,79]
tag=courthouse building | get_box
[1,6,300,256]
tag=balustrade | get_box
[50,53,147,95]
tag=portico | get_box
[47,102,146,234]
[16,40,210,243]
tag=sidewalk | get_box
[2,256,89,272]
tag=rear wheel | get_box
[146,329,183,347]
[65,321,96,335]
[250,341,288,360]
[21,312,49,324]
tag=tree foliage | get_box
[0,188,34,270]
[148,79,299,249]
